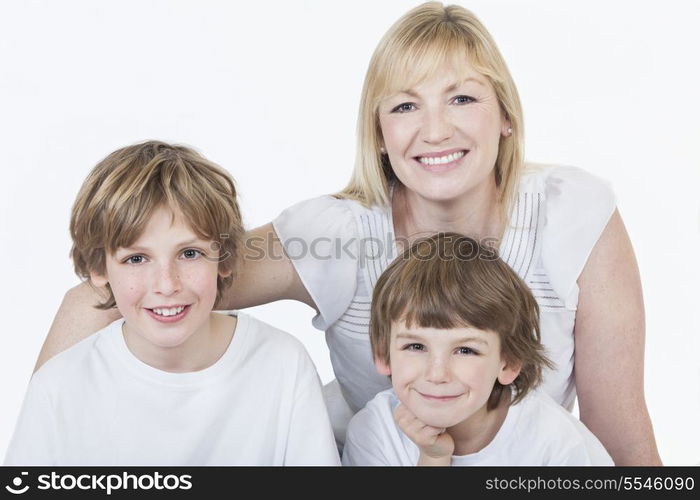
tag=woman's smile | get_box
[414,148,469,173]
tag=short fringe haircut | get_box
[70,140,244,310]
[370,233,552,410]
[337,2,524,226]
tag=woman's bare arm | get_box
[575,209,662,465]
[217,223,313,310]
[35,223,312,371]
[34,282,122,371]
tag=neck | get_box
[448,388,511,456]
[122,313,235,373]
[392,179,502,250]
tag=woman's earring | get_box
[380,146,386,154]
[506,127,513,136]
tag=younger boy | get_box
[5,141,339,465]
[342,233,612,466]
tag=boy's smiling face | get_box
[91,205,227,357]
[376,322,520,430]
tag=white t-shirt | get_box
[273,165,615,415]
[4,312,340,466]
[342,388,613,466]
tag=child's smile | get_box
[378,322,519,432]
[90,205,230,372]
[145,304,192,323]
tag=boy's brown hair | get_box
[370,232,552,410]
[70,140,243,309]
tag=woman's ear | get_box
[497,358,522,385]
[374,357,391,376]
[501,118,513,137]
[89,271,108,288]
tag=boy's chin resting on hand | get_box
[394,404,454,466]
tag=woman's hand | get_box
[394,403,453,466]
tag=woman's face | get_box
[378,62,510,203]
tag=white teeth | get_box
[152,306,185,317]
[419,151,465,166]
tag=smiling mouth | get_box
[149,305,187,317]
[414,150,469,171]
[145,305,192,323]
[417,390,462,402]
[416,150,467,166]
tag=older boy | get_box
[342,233,612,466]
[5,141,339,465]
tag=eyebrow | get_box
[397,77,486,97]
[120,238,205,253]
[395,332,490,346]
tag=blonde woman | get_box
[36,2,660,465]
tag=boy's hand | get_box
[394,404,454,466]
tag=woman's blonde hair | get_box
[70,140,244,310]
[338,2,524,220]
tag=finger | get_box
[394,404,422,431]
[393,403,416,422]
[416,424,446,442]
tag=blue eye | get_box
[392,102,416,113]
[125,255,145,265]
[403,343,425,352]
[453,95,475,105]
[182,249,202,259]
[457,347,478,355]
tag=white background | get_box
[1,0,698,465]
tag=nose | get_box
[421,106,454,145]
[425,354,450,384]
[153,261,181,296]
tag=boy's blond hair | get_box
[70,140,243,309]
[370,233,552,410]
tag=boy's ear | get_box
[89,271,108,288]
[497,358,522,386]
[374,357,391,376]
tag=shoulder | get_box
[272,194,393,242]
[357,389,397,419]
[234,312,318,377]
[270,197,377,329]
[520,165,617,308]
[513,390,612,464]
[509,391,581,449]
[517,389,584,432]
[520,163,615,203]
[236,312,309,356]
[347,389,397,437]
[32,319,123,391]
[273,195,367,240]
[343,389,414,465]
